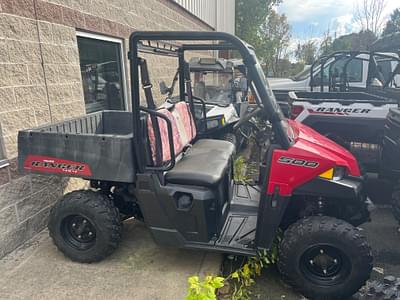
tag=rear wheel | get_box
[48,190,122,263]
[278,216,372,300]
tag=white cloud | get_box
[279,0,400,62]
[330,14,359,37]
[279,0,400,35]
[278,0,351,23]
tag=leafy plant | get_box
[184,234,282,300]
[234,156,252,183]
[185,275,225,300]
[226,234,281,300]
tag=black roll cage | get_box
[310,50,400,92]
[129,31,289,173]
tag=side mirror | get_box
[159,81,170,95]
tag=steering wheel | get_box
[233,107,262,131]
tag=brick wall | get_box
[0,0,213,258]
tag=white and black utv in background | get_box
[271,50,400,94]
[275,48,400,172]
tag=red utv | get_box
[18,32,372,300]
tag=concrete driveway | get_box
[0,220,221,300]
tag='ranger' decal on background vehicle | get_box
[24,155,92,176]
[309,107,372,115]
[278,156,320,168]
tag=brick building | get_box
[0,0,235,258]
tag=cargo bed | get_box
[18,111,136,183]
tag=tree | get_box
[259,11,291,76]
[295,41,318,65]
[235,0,281,54]
[319,30,377,54]
[354,0,387,35]
[320,29,333,56]
[383,8,400,35]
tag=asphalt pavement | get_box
[0,220,221,300]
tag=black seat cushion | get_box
[165,139,235,187]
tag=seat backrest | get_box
[147,102,197,165]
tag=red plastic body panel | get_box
[24,155,92,177]
[267,120,361,196]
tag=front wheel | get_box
[48,190,122,263]
[278,216,372,300]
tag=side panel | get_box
[18,131,135,183]
[255,193,290,248]
[255,144,289,249]
[267,147,334,196]
[134,174,220,246]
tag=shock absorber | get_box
[317,197,325,215]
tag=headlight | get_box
[319,167,346,181]
[207,116,225,129]
[207,119,219,129]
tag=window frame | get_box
[0,123,9,169]
[76,31,129,113]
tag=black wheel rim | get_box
[300,244,351,286]
[61,215,97,250]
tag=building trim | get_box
[161,0,215,30]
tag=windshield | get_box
[192,70,234,106]
[292,65,311,81]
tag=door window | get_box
[77,34,126,113]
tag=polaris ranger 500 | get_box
[18,32,372,300]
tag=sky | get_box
[277,0,400,53]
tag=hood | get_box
[288,120,361,176]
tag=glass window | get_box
[377,60,394,84]
[191,70,234,106]
[311,58,363,86]
[77,36,125,113]
[333,59,363,82]
[311,65,330,86]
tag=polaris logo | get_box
[314,107,371,114]
[278,156,319,168]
